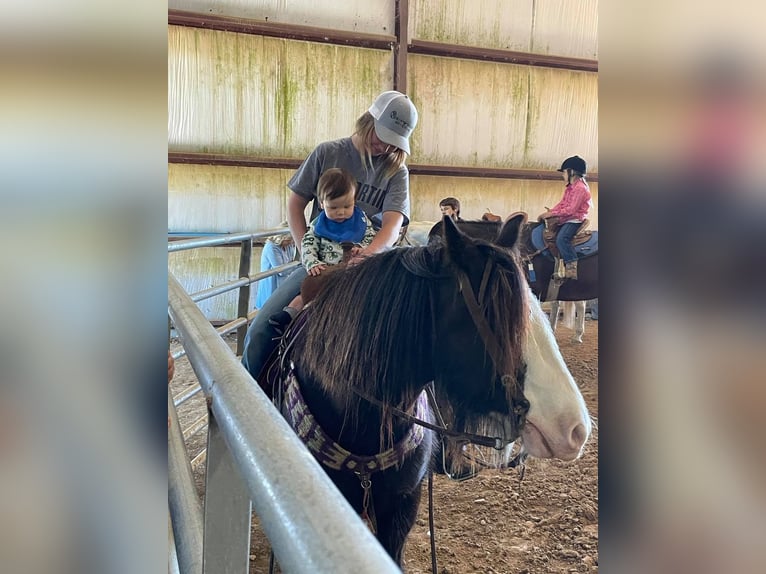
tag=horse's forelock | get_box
[477,243,528,390]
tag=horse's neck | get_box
[293,363,424,454]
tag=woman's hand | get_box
[308,264,326,276]
[348,249,372,267]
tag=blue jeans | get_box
[241,265,307,379]
[556,222,580,263]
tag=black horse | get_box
[428,216,598,302]
[258,216,590,565]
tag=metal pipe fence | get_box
[168,274,399,573]
[168,230,398,573]
[168,388,204,574]
[189,261,300,303]
[168,228,286,253]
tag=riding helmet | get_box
[557,155,587,175]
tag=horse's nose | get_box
[568,421,589,451]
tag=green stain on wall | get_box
[276,61,298,152]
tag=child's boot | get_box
[564,261,578,280]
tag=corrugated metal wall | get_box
[168,27,393,157]
[168,0,395,34]
[168,0,598,319]
[410,0,598,59]
[408,56,597,170]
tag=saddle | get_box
[540,217,593,257]
[530,219,598,260]
[482,211,598,260]
[481,211,503,222]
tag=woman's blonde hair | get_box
[354,112,407,178]
[267,221,292,245]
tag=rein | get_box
[352,385,507,450]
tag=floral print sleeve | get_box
[301,228,323,271]
[360,216,376,248]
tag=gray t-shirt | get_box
[287,137,410,228]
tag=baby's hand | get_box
[350,245,363,257]
[309,265,325,276]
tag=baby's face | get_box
[322,190,355,222]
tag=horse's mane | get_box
[298,235,528,409]
[298,244,439,405]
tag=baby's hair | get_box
[317,168,357,203]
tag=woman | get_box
[255,231,297,310]
[242,90,418,378]
[538,155,592,280]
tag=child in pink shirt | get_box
[538,155,592,279]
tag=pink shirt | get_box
[550,179,591,223]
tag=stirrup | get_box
[552,258,566,280]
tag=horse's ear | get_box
[441,215,470,263]
[496,213,524,249]
[427,221,442,243]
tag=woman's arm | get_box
[364,211,404,254]
[287,192,311,250]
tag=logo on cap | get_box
[390,110,411,131]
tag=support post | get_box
[394,0,409,93]
[236,239,252,356]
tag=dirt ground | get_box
[170,319,598,574]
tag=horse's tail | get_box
[561,301,576,330]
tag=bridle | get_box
[454,260,530,437]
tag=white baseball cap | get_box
[368,90,418,155]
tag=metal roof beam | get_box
[168,152,598,182]
[168,9,395,50]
